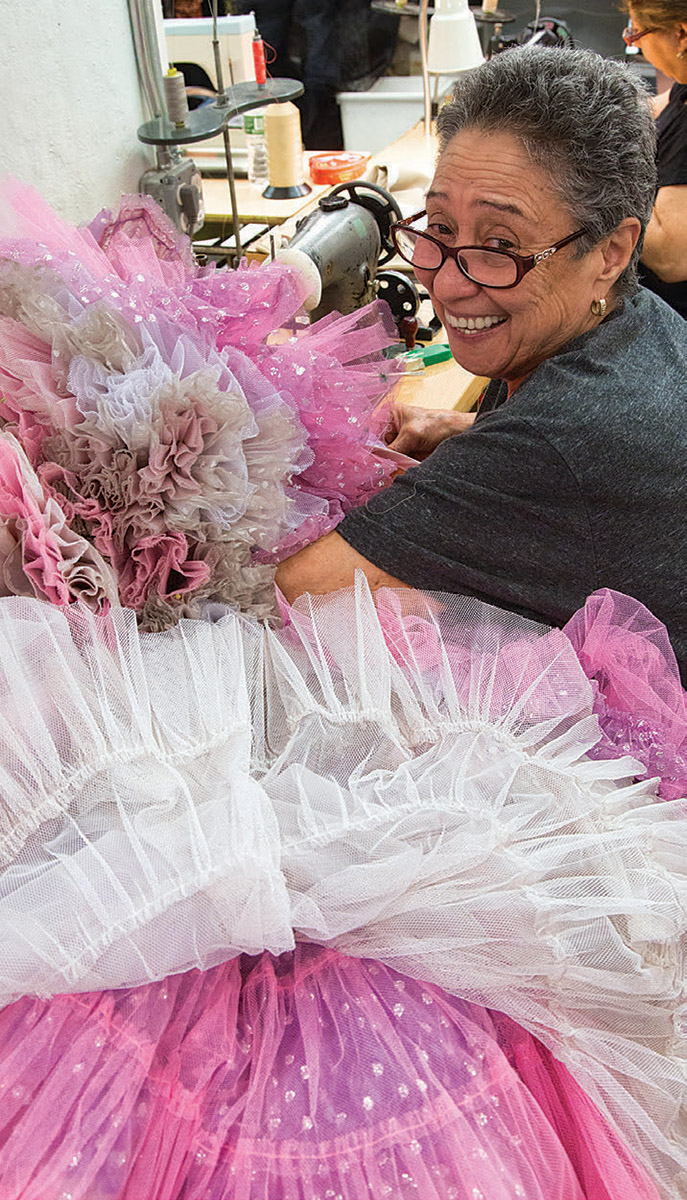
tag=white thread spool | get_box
[164,68,189,127]
[263,102,311,199]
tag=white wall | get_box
[0,0,153,224]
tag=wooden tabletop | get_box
[391,356,487,414]
[201,175,331,226]
[199,120,437,226]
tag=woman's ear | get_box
[596,218,641,288]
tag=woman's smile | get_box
[443,312,508,334]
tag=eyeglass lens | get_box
[395,227,519,287]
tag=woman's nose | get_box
[430,255,482,307]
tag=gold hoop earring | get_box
[591,298,607,318]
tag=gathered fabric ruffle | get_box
[565,589,687,799]
[0,946,661,1200]
[1,178,687,1200]
[0,182,407,626]
[0,580,685,1195]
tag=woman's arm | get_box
[641,185,687,283]
[275,531,409,604]
[276,407,477,602]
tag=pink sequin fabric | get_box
[0,180,406,626]
[0,948,660,1200]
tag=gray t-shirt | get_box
[339,289,687,680]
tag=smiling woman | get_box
[394,126,633,388]
[276,46,687,683]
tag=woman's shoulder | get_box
[544,290,684,395]
[488,292,685,451]
[471,291,683,436]
[668,82,687,110]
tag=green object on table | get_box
[405,342,453,367]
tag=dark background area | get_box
[189,2,655,147]
[493,2,628,59]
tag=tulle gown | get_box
[0,181,685,1200]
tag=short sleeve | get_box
[338,413,598,626]
[655,85,687,189]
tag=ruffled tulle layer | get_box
[1,178,685,1200]
[0,946,660,1200]
[565,588,687,799]
[0,582,685,1194]
[0,182,407,625]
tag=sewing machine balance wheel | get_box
[376,270,420,324]
[326,181,403,266]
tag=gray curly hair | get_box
[436,47,657,300]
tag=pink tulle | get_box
[564,589,687,799]
[0,946,660,1200]
[0,183,409,617]
[0,432,70,605]
[0,430,116,609]
[489,1011,661,1200]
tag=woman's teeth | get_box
[445,314,506,333]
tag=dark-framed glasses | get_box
[391,211,587,290]
[622,22,659,45]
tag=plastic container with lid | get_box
[337,76,452,154]
[309,152,371,185]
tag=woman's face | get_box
[628,7,687,80]
[415,129,612,386]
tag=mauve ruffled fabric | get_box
[0,181,406,627]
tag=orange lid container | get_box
[309,152,371,185]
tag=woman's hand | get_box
[382,402,476,460]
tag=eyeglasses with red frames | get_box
[622,22,660,45]
[390,211,588,290]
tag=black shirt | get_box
[640,82,687,319]
[338,290,687,680]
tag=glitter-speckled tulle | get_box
[0,181,407,626]
[564,589,687,799]
[0,584,685,1197]
[0,947,660,1200]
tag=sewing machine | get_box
[279,180,422,339]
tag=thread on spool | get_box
[252,31,267,86]
[164,68,189,127]
[264,102,307,189]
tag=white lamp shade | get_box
[427,0,484,74]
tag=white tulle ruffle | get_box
[0,580,686,1196]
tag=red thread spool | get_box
[252,34,267,86]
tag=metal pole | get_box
[211,0,242,266]
[420,0,432,139]
[128,0,166,118]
